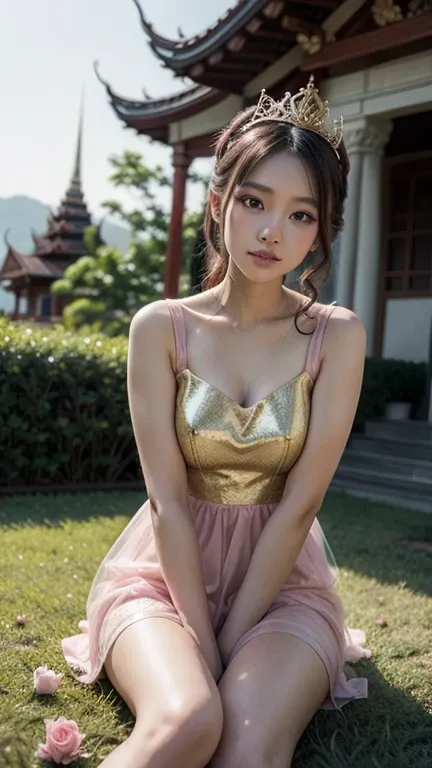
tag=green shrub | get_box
[353,358,388,430]
[379,358,427,405]
[354,358,427,430]
[0,318,140,487]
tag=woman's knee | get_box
[135,687,223,764]
[167,689,223,751]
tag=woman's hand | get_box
[203,635,223,683]
[216,625,236,670]
[197,634,223,682]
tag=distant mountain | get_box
[0,195,131,311]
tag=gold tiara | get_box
[238,76,343,157]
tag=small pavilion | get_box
[0,109,99,323]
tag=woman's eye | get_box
[291,211,314,223]
[243,196,263,209]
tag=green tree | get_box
[51,151,207,336]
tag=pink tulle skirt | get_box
[62,496,370,710]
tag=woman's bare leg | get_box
[208,632,330,768]
[99,617,223,768]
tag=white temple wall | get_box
[383,299,432,363]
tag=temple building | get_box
[0,108,97,323]
[98,0,432,363]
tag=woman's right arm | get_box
[127,300,222,681]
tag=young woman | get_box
[62,78,371,768]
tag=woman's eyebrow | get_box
[294,195,318,209]
[239,181,273,193]
[239,182,317,210]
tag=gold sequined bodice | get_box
[175,367,314,505]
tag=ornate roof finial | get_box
[3,227,12,250]
[130,0,153,32]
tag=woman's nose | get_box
[258,225,280,245]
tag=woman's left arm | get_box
[217,307,367,666]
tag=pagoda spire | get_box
[42,91,92,254]
[0,89,98,323]
[70,90,84,192]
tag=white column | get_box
[353,120,392,356]
[335,127,364,309]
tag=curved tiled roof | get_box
[110,83,217,116]
[0,243,72,281]
[130,0,263,56]
[94,62,227,140]
[127,0,332,87]
[99,0,337,138]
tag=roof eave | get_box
[147,0,270,68]
[108,84,226,138]
[132,0,269,61]
[130,0,179,51]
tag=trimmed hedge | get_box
[0,318,428,487]
[0,318,139,487]
[353,357,427,430]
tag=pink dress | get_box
[62,299,370,710]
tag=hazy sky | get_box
[0,0,232,215]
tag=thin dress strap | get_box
[165,299,188,374]
[305,301,337,380]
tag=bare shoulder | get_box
[322,304,367,364]
[325,305,366,343]
[130,299,170,333]
[130,299,171,336]
[129,300,175,362]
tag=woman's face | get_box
[222,151,319,283]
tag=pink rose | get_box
[34,665,64,695]
[376,618,388,627]
[35,717,86,765]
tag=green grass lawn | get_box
[0,490,431,767]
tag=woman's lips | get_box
[248,250,281,264]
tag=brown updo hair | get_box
[203,103,349,331]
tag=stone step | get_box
[340,449,432,481]
[365,419,432,442]
[348,434,432,463]
[330,476,432,514]
[333,464,432,504]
